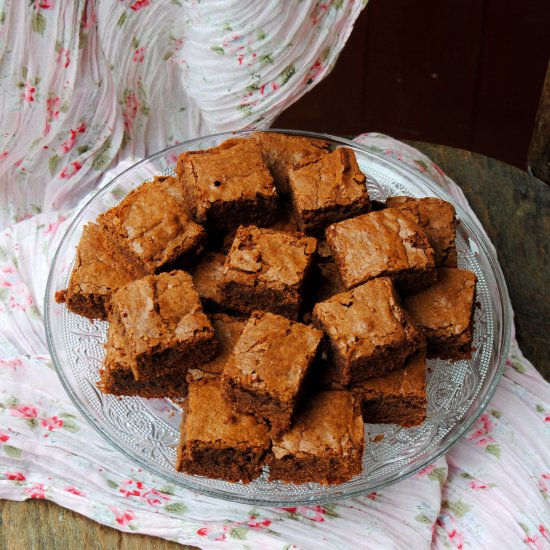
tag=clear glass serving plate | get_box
[45,130,512,506]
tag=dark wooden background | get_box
[277,0,550,169]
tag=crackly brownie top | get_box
[110,270,214,356]
[192,252,226,304]
[386,196,457,267]
[313,278,421,361]
[223,311,322,400]
[352,348,426,398]
[177,138,276,213]
[289,147,368,211]
[186,313,247,381]
[325,209,435,289]
[223,225,317,290]
[271,391,364,459]
[98,178,205,270]
[68,223,136,296]
[252,132,330,190]
[404,268,477,336]
[184,378,270,446]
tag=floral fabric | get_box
[1,2,550,549]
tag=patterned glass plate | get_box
[45,130,512,506]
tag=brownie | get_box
[288,147,370,234]
[191,252,226,307]
[222,311,323,434]
[220,225,317,320]
[314,261,347,303]
[176,378,270,483]
[55,223,140,321]
[99,316,188,399]
[98,177,205,274]
[312,277,423,384]
[404,268,477,360]
[252,132,330,194]
[386,196,457,267]
[186,313,247,383]
[325,208,436,294]
[107,270,217,381]
[352,348,427,427]
[268,391,364,485]
[176,138,278,232]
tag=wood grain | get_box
[528,60,550,184]
[0,499,199,550]
[408,141,550,376]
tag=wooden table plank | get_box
[408,141,550,376]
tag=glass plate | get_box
[45,130,512,506]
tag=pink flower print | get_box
[59,161,82,179]
[133,47,145,63]
[367,491,378,500]
[8,286,34,311]
[0,151,7,159]
[281,505,327,522]
[10,404,39,418]
[524,535,547,550]
[119,479,144,498]
[130,0,150,11]
[142,488,169,507]
[61,122,86,154]
[539,524,549,539]
[66,486,85,496]
[81,3,96,29]
[56,48,71,68]
[38,0,54,8]
[5,471,26,481]
[447,528,465,549]
[467,480,489,490]
[111,507,136,527]
[416,464,436,477]
[247,515,271,529]
[43,215,67,236]
[23,83,36,103]
[303,58,324,85]
[25,483,46,499]
[122,91,139,134]
[41,416,64,431]
[196,525,230,541]
[538,473,550,497]
[467,413,496,447]
[0,431,10,443]
[0,358,23,371]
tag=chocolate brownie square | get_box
[176,378,270,483]
[288,147,370,234]
[268,391,364,485]
[352,348,427,427]
[386,196,457,267]
[252,131,330,194]
[99,315,188,399]
[176,138,278,232]
[108,270,217,381]
[98,177,205,274]
[222,311,323,434]
[404,268,477,359]
[312,277,423,384]
[186,313,247,383]
[325,209,436,294]
[220,225,317,320]
[191,251,226,308]
[55,223,141,321]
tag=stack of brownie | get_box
[56,132,478,486]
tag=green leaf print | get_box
[322,503,339,518]
[460,472,474,480]
[0,288,7,303]
[333,0,343,9]
[48,154,60,176]
[0,246,7,260]
[257,30,266,41]
[443,499,470,518]
[260,53,274,66]
[163,51,174,61]
[131,36,139,49]
[6,396,20,408]
[427,467,447,488]
[170,0,183,6]
[223,21,232,32]
[158,485,175,495]
[415,513,432,524]
[106,479,118,489]
[509,357,526,373]
[280,64,296,85]
[536,404,545,413]
[61,418,80,433]
[0,10,6,25]
[26,418,39,430]
[21,66,28,80]
[163,502,188,515]
[229,527,248,540]
[210,45,225,56]
[490,409,502,419]
[91,138,112,171]
[485,444,501,458]
[4,445,22,458]
[32,12,46,35]
[117,11,127,28]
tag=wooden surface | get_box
[528,60,550,184]
[0,499,199,550]
[276,0,550,169]
[1,144,548,547]
[409,142,550,375]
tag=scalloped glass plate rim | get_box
[45,129,512,506]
